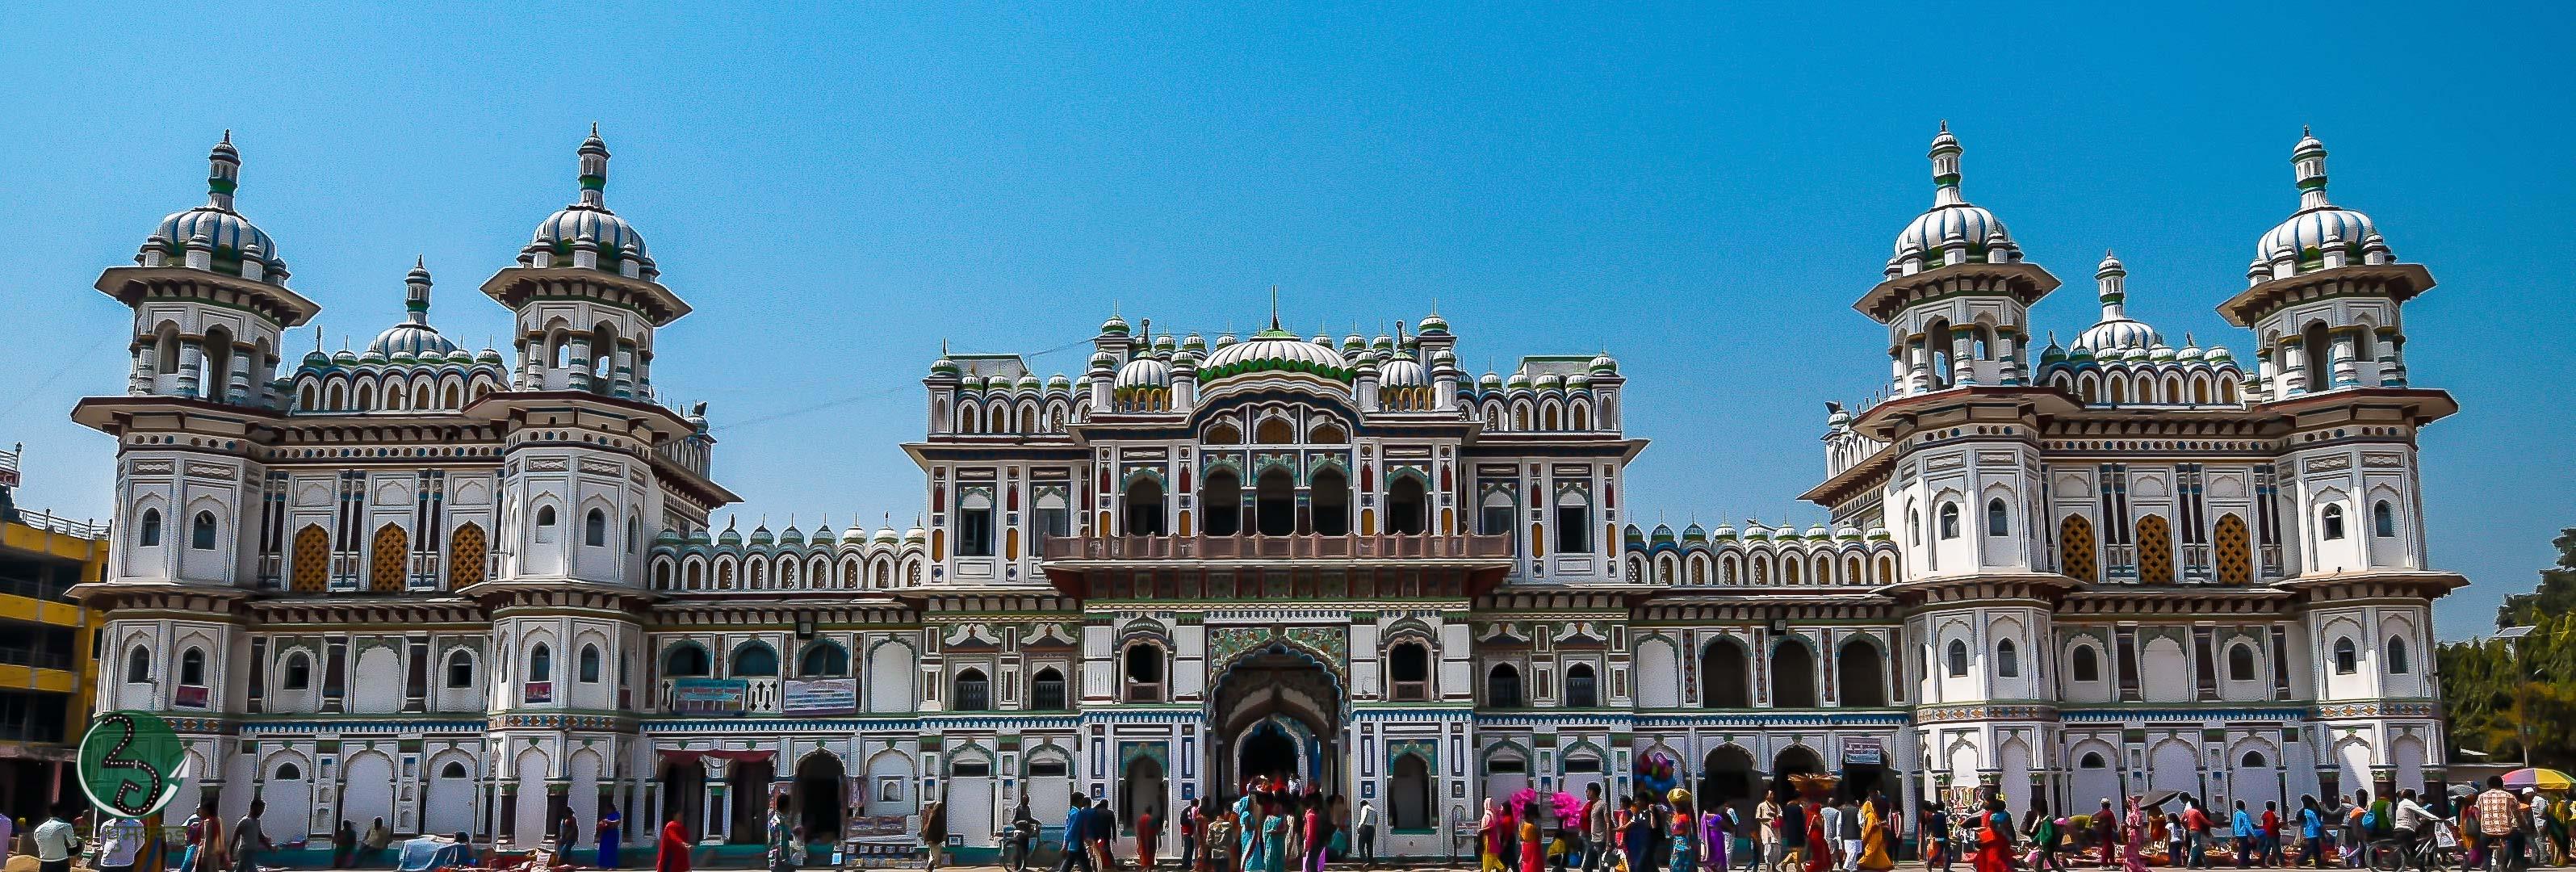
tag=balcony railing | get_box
[1044,534,1512,562]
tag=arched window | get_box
[799,642,849,677]
[1310,467,1351,536]
[446,650,475,688]
[527,644,552,682]
[125,648,151,683]
[2071,644,2101,682]
[2373,501,2398,538]
[1937,503,1961,539]
[1908,509,1920,545]
[2331,638,2357,675]
[953,669,992,711]
[2321,504,2346,540]
[663,644,710,677]
[2227,644,2258,681]
[1986,498,2009,536]
[1770,641,1819,707]
[584,509,608,547]
[1123,643,1166,702]
[1996,639,2021,678]
[179,648,206,686]
[1387,475,1429,535]
[1201,469,1242,537]
[275,762,302,781]
[1486,664,1523,708]
[731,644,778,677]
[441,761,470,780]
[578,644,602,682]
[1389,642,1430,701]
[2242,751,2267,769]
[1837,639,1887,706]
[628,517,640,551]
[1564,663,1598,707]
[282,651,311,690]
[137,509,163,547]
[1701,640,1751,708]
[1031,668,1068,711]
[534,506,558,543]
[1946,639,1970,677]
[2386,637,2410,674]
[2080,753,2106,769]
[191,511,219,550]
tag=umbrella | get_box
[2503,768,2575,791]
[2447,784,2480,799]
[2142,790,2185,808]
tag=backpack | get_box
[2360,811,2376,832]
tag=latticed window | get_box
[1031,669,1067,711]
[1486,664,1523,708]
[2058,515,2097,582]
[2136,515,2174,584]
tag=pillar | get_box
[612,342,637,398]
[2329,329,2360,388]
[2277,337,2307,396]
[569,336,593,392]
[1950,326,1976,387]
[228,348,254,405]
[176,340,204,398]
[2377,329,2406,387]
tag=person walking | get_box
[229,799,274,872]
[2118,797,2149,872]
[2230,801,2256,870]
[2030,810,2064,872]
[597,807,623,870]
[1181,800,1202,872]
[1922,803,1952,872]
[2296,796,2325,870]
[1261,799,1289,872]
[2261,802,2284,868]
[2474,778,2517,872]
[31,809,78,872]
[179,800,224,872]
[95,813,147,872]
[1354,799,1379,868]
[1856,798,1892,872]
[333,819,358,868]
[656,808,693,872]
[1138,806,1160,871]
[916,795,947,872]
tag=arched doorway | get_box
[1387,476,1428,535]
[1837,639,1887,707]
[660,761,706,841]
[1703,640,1750,707]
[794,752,847,845]
[1699,746,1758,824]
[1204,470,1242,536]
[1389,752,1434,830]
[728,759,773,845]
[1311,468,1350,535]
[1210,641,1343,798]
[1120,753,1168,842]
[1770,745,1824,803]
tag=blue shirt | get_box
[2300,808,2323,839]
[2232,810,2255,838]
[1067,807,1090,843]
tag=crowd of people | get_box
[1909,777,2571,872]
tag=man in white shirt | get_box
[1355,800,1380,867]
[1816,801,1844,872]
[95,815,149,872]
[31,810,80,872]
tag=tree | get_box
[2439,526,2576,771]
[2497,527,2576,628]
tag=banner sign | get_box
[78,711,188,818]
[668,678,749,715]
[849,815,911,838]
[1841,737,1884,766]
[782,678,858,715]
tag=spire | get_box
[1929,120,1963,207]
[404,256,433,325]
[1268,284,1281,331]
[577,124,610,208]
[2293,127,2331,212]
[207,130,241,212]
[2095,249,2128,321]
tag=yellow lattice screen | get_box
[448,523,486,589]
[2059,515,2096,582]
[370,524,408,593]
[2214,514,2252,585]
[2137,514,2174,585]
[290,526,330,593]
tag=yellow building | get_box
[0,443,108,824]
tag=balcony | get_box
[1042,534,1512,563]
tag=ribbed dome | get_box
[1379,356,1429,388]
[2256,129,2381,272]
[140,133,290,285]
[1891,124,2020,263]
[522,127,657,280]
[2070,251,2164,353]
[1113,356,1171,392]
[1200,327,1352,383]
[367,259,459,358]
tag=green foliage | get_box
[2440,527,2576,770]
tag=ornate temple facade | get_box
[70,124,2460,862]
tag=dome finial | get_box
[1929,121,1964,206]
[2293,127,2330,210]
[207,131,242,212]
[404,256,434,323]
[576,124,610,208]
[1268,283,1281,331]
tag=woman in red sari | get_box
[656,811,693,872]
[1803,800,1833,872]
[1971,800,2012,872]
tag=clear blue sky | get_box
[2,3,2569,639]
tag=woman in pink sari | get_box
[2120,797,2151,872]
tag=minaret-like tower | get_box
[2226,129,2425,400]
[1860,124,2057,395]
[109,132,316,406]
[472,129,735,841]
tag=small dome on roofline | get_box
[139,132,291,286]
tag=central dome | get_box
[1888,124,2021,266]
[1201,327,1351,383]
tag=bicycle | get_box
[2366,823,2465,872]
[999,821,1039,872]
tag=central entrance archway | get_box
[1210,641,1344,799]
